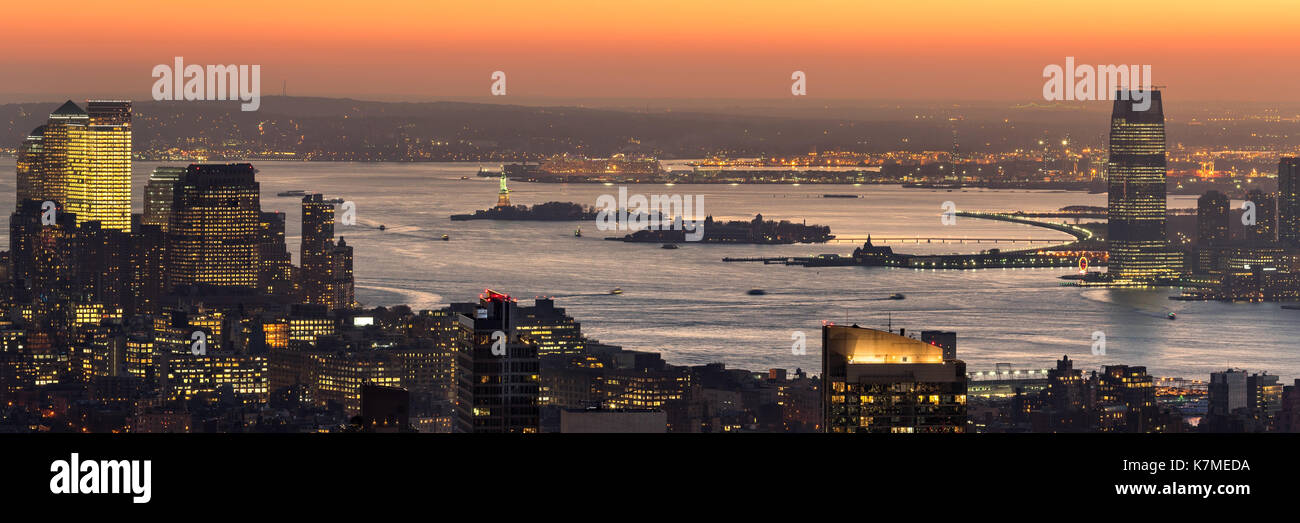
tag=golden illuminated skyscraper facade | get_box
[167,164,262,290]
[40,101,89,205]
[822,324,966,433]
[62,100,133,232]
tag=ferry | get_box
[441,234,449,241]
[888,293,905,300]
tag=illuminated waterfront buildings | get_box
[822,324,966,433]
[1106,90,1180,281]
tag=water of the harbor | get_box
[0,160,1293,382]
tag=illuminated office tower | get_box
[16,127,46,202]
[1279,158,1300,246]
[822,324,967,433]
[167,164,261,291]
[1197,190,1229,246]
[1245,189,1277,246]
[300,194,334,306]
[1106,90,1177,281]
[144,166,185,232]
[452,290,540,433]
[326,238,355,308]
[66,100,132,231]
[300,194,354,309]
[40,101,89,205]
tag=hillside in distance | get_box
[2,96,1296,160]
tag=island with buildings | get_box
[606,214,833,244]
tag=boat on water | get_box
[662,243,679,249]
[440,234,449,241]
[459,176,470,180]
[277,190,307,197]
[1167,312,1177,320]
[378,225,386,231]
[747,289,767,296]
[574,227,582,238]
[888,293,905,300]
[610,288,623,295]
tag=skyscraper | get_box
[15,127,46,202]
[1245,189,1277,246]
[167,164,262,291]
[41,101,90,206]
[299,194,354,309]
[144,166,185,232]
[1107,89,1177,281]
[1279,158,1300,245]
[258,211,295,297]
[822,324,966,433]
[1197,190,1229,246]
[67,100,132,232]
[300,194,334,306]
[453,290,540,433]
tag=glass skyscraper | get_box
[1106,89,1178,281]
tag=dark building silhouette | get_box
[451,290,540,433]
[1197,190,1229,246]
[258,211,295,297]
[1245,189,1277,246]
[1279,158,1300,245]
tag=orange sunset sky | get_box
[1,0,1298,103]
